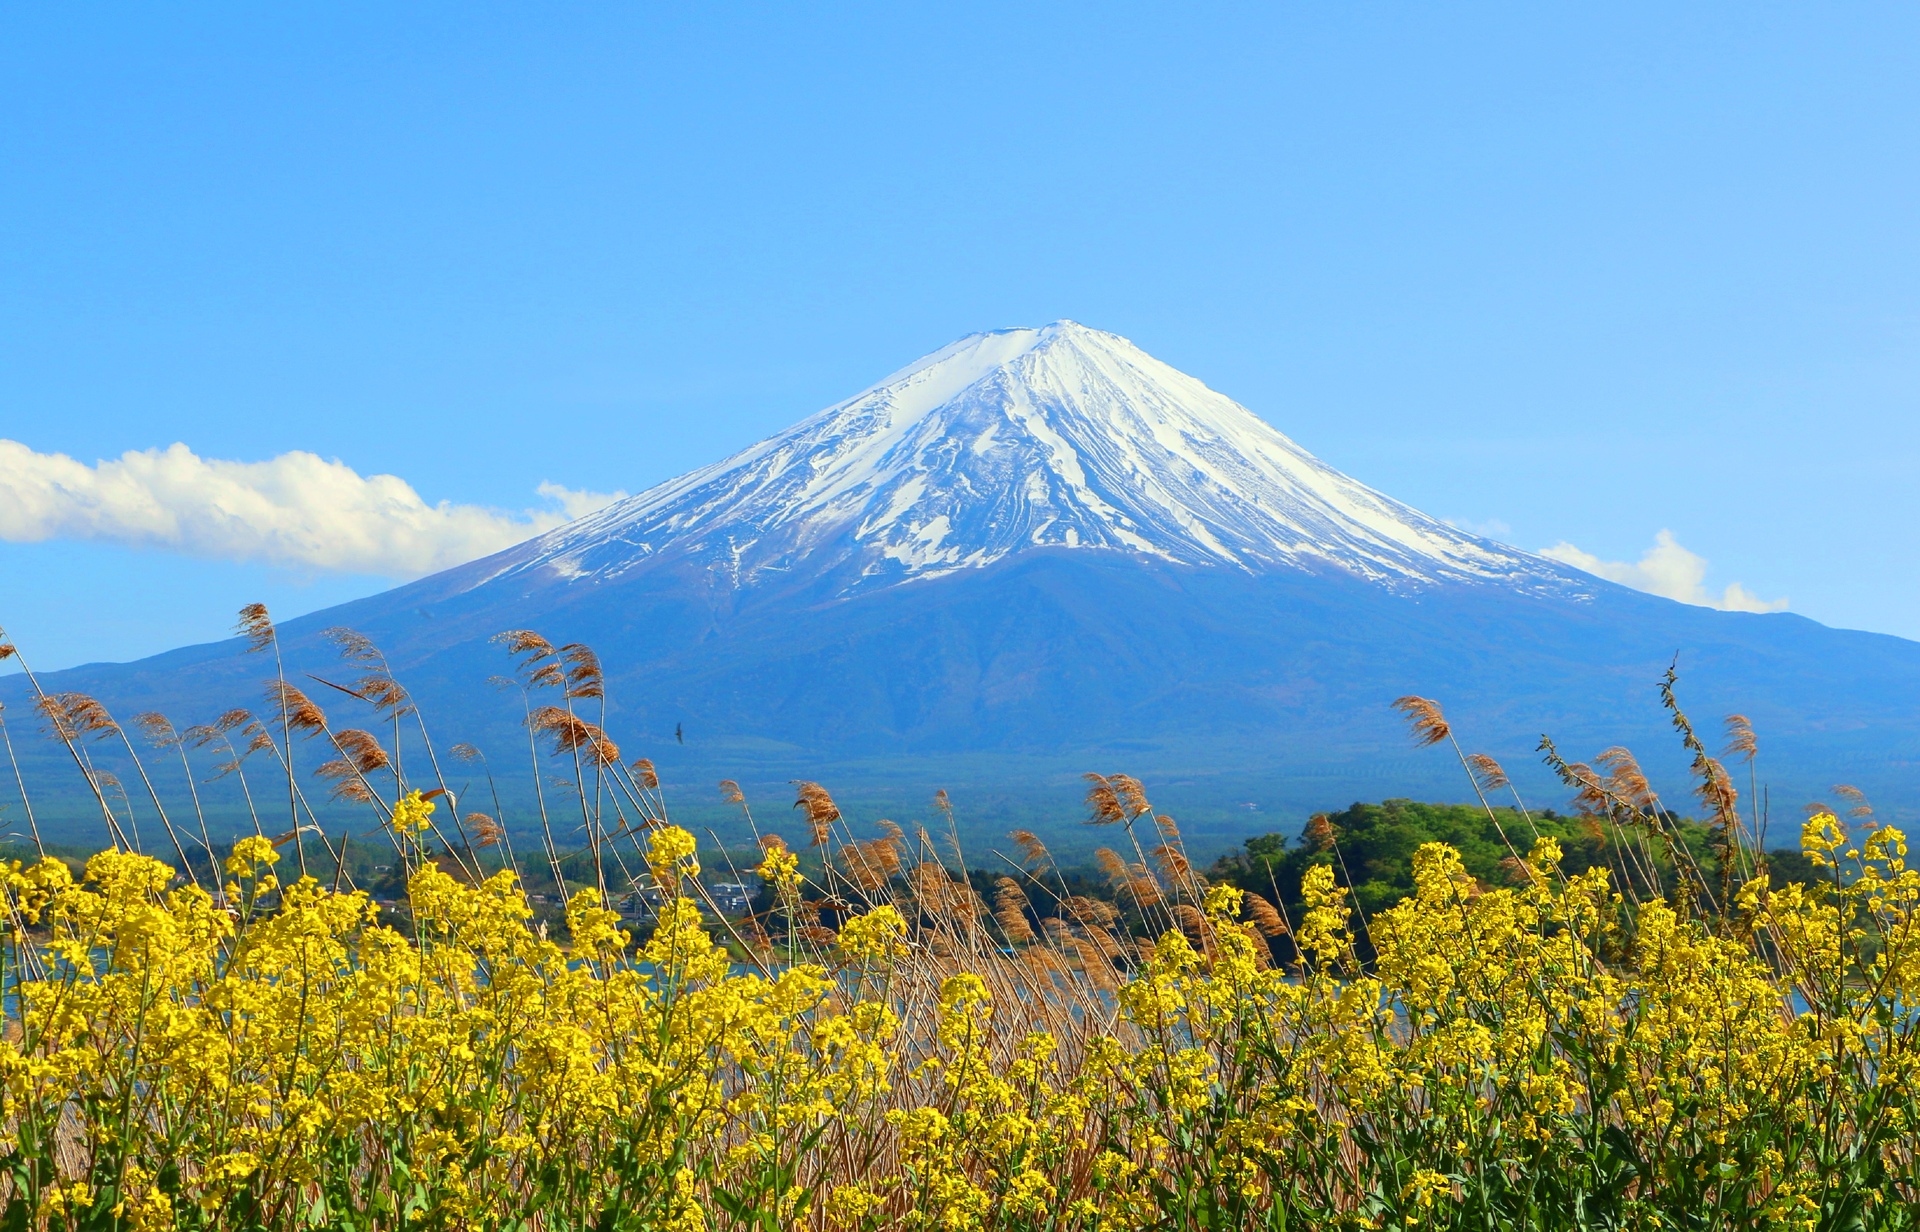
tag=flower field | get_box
[0,617,1915,1229]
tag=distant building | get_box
[709,883,752,914]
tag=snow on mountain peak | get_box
[496,322,1571,595]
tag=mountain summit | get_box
[480,322,1574,599]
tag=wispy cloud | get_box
[1447,516,1513,541]
[1540,529,1786,614]
[0,440,626,576]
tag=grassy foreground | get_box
[1,799,1914,1231]
[0,615,1915,1229]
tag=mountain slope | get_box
[5,322,1917,843]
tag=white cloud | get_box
[1540,529,1787,614]
[1447,516,1513,540]
[534,481,625,521]
[0,440,627,577]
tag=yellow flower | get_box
[663,1166,706,1232]
[224,834,278,877]
[390,788,436,836]
[1003,1167,1055,1216]
[754,841,801,893]
[566,887,630,958]
[113,1164,174,1232]
[825,1183,883,1229]
[648,824,701,887]
[1204,882,1244,920]
[938,974,991,1040]
[1403,1168,1454,1212]
[838,905,909,963]
[1802,811,1846,865]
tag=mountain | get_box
[6,322,1919,848]
[484,322,1573,596]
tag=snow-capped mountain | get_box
[482,322,1577,597]
[15,322,1920,840]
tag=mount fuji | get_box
[10,323,1920,841]
[495,321,1572,597]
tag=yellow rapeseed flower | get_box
[390,788,436,836]
[837,904,908,963]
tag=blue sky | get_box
[4,3,1919,670]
